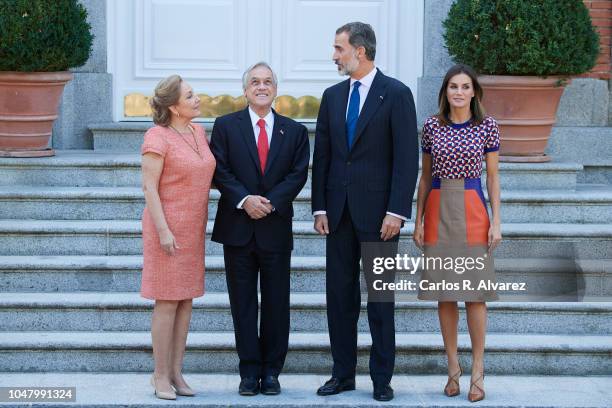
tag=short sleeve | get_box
[421,118,433,154]
[141,126,169,157]
[484,117,500,154]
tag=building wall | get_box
[53,0,612,149]
[582,0,612,124]
[582,0,611,80]
[52,0,112,150]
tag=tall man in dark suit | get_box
[210,62,310,396]
[312,22,419,401]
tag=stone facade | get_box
[53,0,612,149]
[52,0,112,150]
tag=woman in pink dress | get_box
[141,75,216,399]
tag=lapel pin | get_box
[379,95,384,101]
[280,129,284,135]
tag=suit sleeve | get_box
[209,118,251,208]
[311,89,330,213]
[388,85,419,219]
[265,125,310,217]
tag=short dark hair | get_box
[437,64,486,126]
[336,22,376,61]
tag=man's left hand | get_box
[380,214,402,241]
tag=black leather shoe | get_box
[238,377,260,396]
[260,375,281,395]
[373,382,394,401]
[316,377,356,396]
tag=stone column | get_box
[416,0,454,125]
[52,0,112,150]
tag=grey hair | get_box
[336,22,377,61]
[242,61,278,90]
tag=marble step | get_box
[0,291,610,334]
[548,126,612,184]
[0,150,584,190]
[2,185,612,223]
[1,255,610,298]
[0,330,609,375]
[91,122,612,185]
[0,372,609,408]
[0,220,610,260]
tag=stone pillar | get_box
[418,0,609,127]
[417,0,454,126]
[52,0,112,150]
[556,78,609,126]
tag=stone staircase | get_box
[0,123,610,407]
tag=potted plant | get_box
[0,0,93,157]
[443,0,599,162]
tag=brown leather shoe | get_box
[444,364,462,397]
[468,372,485,403]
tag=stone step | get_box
[0,220,610,260]
[1,291,610,334]
[0,150,584,190]
[2,185,612,223]
[579,160,612,185]
[1,373,610,408]
[93,122,612,166]
[547,127,612,185]
[0,151,141,187]
[0,331,609,375]
[1,255,610,298]
[90,121,246,152]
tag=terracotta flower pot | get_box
[479,75,569,163]
[0,71,73,157]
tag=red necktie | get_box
[257,118,269,173]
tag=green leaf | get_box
[443,0,599,75]
[0,0,93,71]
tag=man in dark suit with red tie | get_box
[312,22,419,401]
[210,62,310,396]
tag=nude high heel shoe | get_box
[171,380,196,397]
[150,375,177,400]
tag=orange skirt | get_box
[418,178,498,301]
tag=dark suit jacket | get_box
[210,107,310,252]
[311,69,419,233]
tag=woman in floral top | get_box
[413,64,502,403]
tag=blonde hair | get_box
[150,75,183,126]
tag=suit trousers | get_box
[224,238,291,379]
[326,203,398,384]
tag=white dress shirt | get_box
[313,66,407,222]
[345,65,377,118]
[237,107,275,209]
[248,106,274,145]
